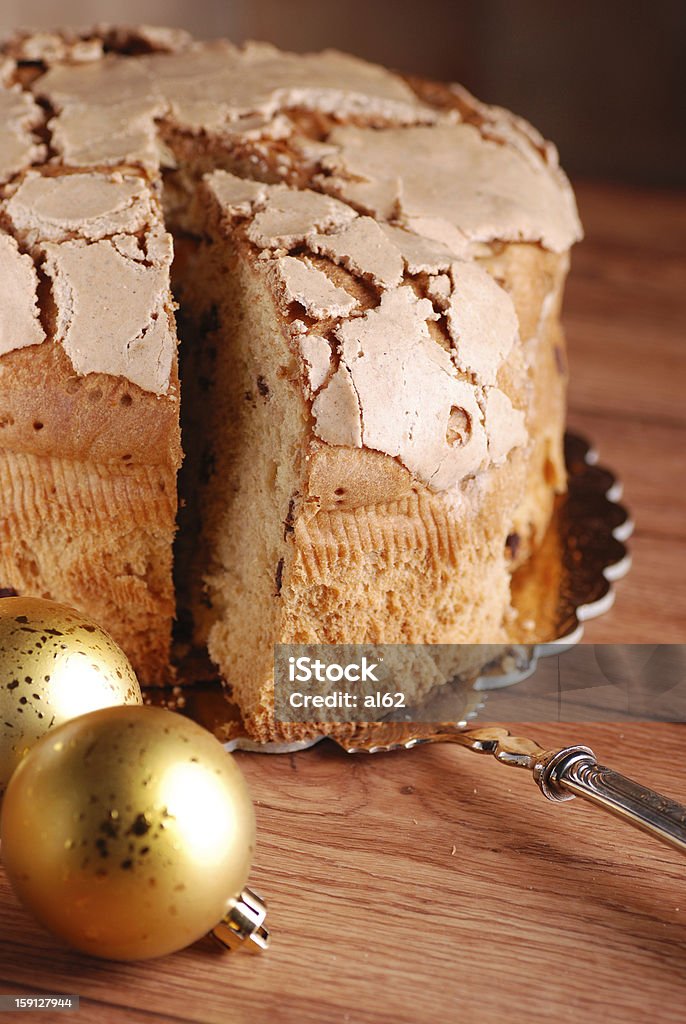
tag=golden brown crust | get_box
[0,339,181,467]
[0,449,176,684]
[305,444,419,512]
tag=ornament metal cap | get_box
[211,887,270,952]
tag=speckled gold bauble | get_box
[0,597,142,799]
[0,705,256,961]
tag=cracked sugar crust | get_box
[2,24,190,65]
[317,123,582,254]
[43,231,175,395]
[0,32,578,472]
[22,33,577,257]
[209,173,269,217]
[9,34,580,259]
[0,233,45,356]
[48,97,167,170]
[30,56,166,168]
[2,28,107,64]
[30,39,436,169]
[4,170,156,245]
[317,288,490,490]
[245,189,357,249]
[298,333,332,395]
[0,86,46,184]
[272,256,359,319]
[206,170,529,492]
[446,260,520,386]
[378,225,456,275]
[146,41,436,129]
[1,164,176,396]
[307,217,404,289]
[205,166,357,248]
[9,33,579,262]
[311,361,363,448]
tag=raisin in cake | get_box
[0,26,581,739]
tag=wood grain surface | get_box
[0,181,685,1024]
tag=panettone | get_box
[0,26,581,740]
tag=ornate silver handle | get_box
[533,745,686,854]
[444,728,686,855]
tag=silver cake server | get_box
[338,722,686,855]
[223,716,686,857]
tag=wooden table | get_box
[1,182,685,1023]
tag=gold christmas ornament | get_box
[0,705,268,960]
[0,597,142,800]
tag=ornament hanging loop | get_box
[211,887,270,952]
